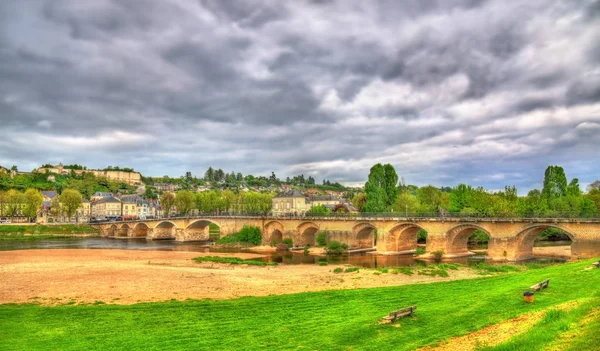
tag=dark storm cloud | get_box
[1,0,599,192]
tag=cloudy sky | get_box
[1,0,599,192]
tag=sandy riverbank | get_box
[0,249,481,305]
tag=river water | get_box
[0,237,568,268]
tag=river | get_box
[0,237,570,268]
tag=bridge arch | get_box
[185,220,216,241]
[153,221,177,240]
[513,224,574,261]
[117,224,131,237]
[353,222,376,249]
[265,221,285,244]
[383,223,425,253]
[132,223,149,237]
[445,224,492,257]
[107,224,118,237]
[297,222,319,246]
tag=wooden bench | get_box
[530,279,550,292]
[593,261,599,268]
[381,306,417,323]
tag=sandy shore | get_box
[0,249,481,305]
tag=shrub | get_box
[417,229,428,243]
[282,238,293,247]
[438,263,459,270]
[432,250,444,261]
[468,230,489,244]
[418,268,449,277]
[193,256,277,266]
[217,225,262,246]
[303,245,309,256]
[326,241,349,255]
[316,231,327,246]
[414,247,426,256]
[275,243,289,251]
[317,261,328,266]
[238,225,262,245]
[394,267,414,275]
[344,267,359,273]
[333,267,343,273]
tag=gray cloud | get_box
[1,0,599,192]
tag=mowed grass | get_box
[0,224,99,239]
[0,259,598,351]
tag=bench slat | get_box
[382,306,416,323]
[530,279,550,292]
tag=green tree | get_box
[23,188,43,219]
[392,192,420,214]
[160,192,176,217]
[50,196,62,218]
[363,163,399,212]
[448,184,473,212]
[542,165,567,200]
[383,164,399,209]
[204,167,215,182]
[175,190,195,216]
[579,197,597,218]
[351,193,367,212]
[416,186,445,213]
[5,189,23,217]
[60,189,82,219]
[567,178,582,197]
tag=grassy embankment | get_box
[0,224,100,240]
[0,259,598,350]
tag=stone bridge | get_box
[93,216,600,261]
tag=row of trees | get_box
[357,164,599,217]
[0,188,83,220]
[159,190,274,217]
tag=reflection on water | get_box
[0,237,568,268]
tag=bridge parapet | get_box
[90,215,600,261]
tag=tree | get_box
[221,190,235,212]
[567,178,582,197]
[5,189,23,217]
[204,167,214,182]
[185,171,193,182]
[50,196,61,218]
[23,189,43,220]
[60,189,82,220]
[351,193,367,212]
[416,186,445,213]
[175,190,195,216]
[160,192,176,217]
[364,164,387,212]
[392,192,420,214]
[236,173,243,182]
[144,186,158,200]
[587,180,600,192]
[382,164,399,209]
[542,165,567,200]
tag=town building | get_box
[272,190,309,214]
[36,164,142,185]
[91,196,122,220]
[153,183,180,192]
[272,191,349,215]
[41,191,58,202]
[91,192,114,201]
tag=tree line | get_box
[0,188,82,220]
[160,190,274,217]
[356,164,600,218]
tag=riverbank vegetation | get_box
[0,259,598,350]
[216,225,262,246]
[0,224,99,235]
[193,256,277,266]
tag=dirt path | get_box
[419,301,581,351]
[0,249,481,305]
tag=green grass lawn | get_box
[0,224,99,239]
[0,259,598,351]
